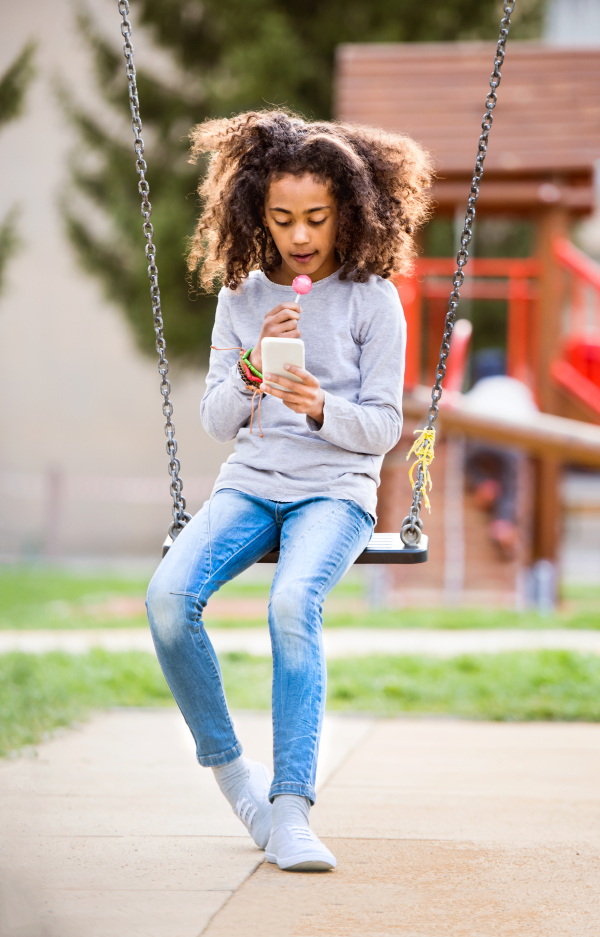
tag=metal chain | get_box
[401,0,516,548]
[118,0,192,541]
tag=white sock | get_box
[272,794,311,830]
[212,755,250,808]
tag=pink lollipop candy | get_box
[293,275,312,302]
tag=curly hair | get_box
[187,109,433,291]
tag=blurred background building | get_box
[1,0,600,603]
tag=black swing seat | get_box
[163,531,428,563]
[257,532,429,565]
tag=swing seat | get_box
[163,531,428,563]
[258,532,429,564]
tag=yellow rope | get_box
[406,427,436,512]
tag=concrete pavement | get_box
[1,711,600,935]
[0,709,372,936]
[2,625,600,657]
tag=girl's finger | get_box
[260,384,287,400]
[282,364,318,385]
[269,308,301,323]
[263,373,308,393]
[279,322,301,335]
[261,387,308,407]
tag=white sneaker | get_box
[233,760,272,849]
[266,824,336,871]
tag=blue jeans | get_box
[146,488,373,804]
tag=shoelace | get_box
[287,825,317,842]
[235,794,257,827]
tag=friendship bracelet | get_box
[242,348,263,381]
[238,358,262,386]
[210,344,264,437]
[237,360,264,436]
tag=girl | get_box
[146,110,432,872]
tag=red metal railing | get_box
[550,237,600,418]
[395,257,541,390]
[552,236,600,335]
[396,243,600,421]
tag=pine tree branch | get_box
[0,41,36,130]
[0,210,21,297]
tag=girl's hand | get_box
[249,302,301,373]
[261,364,325,425]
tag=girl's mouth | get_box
[291,252,316,264]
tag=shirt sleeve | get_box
[200,288,259,443]
[305,284,405,456]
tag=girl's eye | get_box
[274,220,292,227]
[309,219,326,226]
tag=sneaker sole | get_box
[266,851,336,872]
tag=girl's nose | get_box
[292,224,311,245]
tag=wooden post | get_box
[535,206,570,414]
[506,273,531,386]
[532,457,562,563]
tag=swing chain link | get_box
[118,0,192,541]
[401,0,516,547]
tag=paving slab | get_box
[204,839,600,937]
[205,720,600,936]
[311,720,600,845]
[3,626,600,656]
[0,709,371,937]
[2,713,600,936]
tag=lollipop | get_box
[293,275,313,303]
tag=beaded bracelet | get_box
[242,348,263,381]
[237,359,263,436]
[210,344,264,436]
[238,357,262,388]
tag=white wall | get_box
[545,0,600,46]
[0,0,233,558]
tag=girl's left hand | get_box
[261,365,325,425]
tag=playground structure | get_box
[336,41,600,601]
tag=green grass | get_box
[0,566,359,631]
[0,567,150,630]
[325,651,600,720]
[1,566,599,631]
[3,649,600,757]
[0,650,172,756]
[219,650,600,720]
[324,606,600,630]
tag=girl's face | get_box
[263,173,340,283]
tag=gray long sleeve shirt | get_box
[201,269,406,519]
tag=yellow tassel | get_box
[406,427,436,512]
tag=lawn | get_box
[2,648,600,757]
[1,566,599,630]
[0,567,151,630]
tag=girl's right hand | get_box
[249,303,301,374]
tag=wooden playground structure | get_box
[336,41,600,605]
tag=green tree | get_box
[0,43,36,296]
[65,0,544,363]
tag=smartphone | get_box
[261,337,305,392]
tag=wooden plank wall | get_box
[335,43,600,178]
